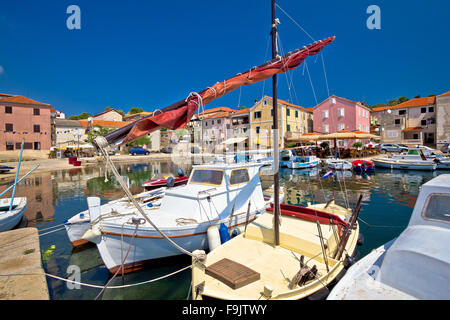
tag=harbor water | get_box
[0,160,444,300]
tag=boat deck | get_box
[202,212,347,300]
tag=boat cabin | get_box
[377,174,450,299]
[158,163,266,222]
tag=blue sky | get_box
[0,0,448,116]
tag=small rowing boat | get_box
[142,174,189,190]
[352,160,375,173]
[0,197,27,232]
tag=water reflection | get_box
[0,160,444,300]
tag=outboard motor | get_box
[166,176,175,188]
[177,168,185,177]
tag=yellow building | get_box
[250,96,313,149]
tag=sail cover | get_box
[103,36,335,145]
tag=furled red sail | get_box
[103,36,335,145]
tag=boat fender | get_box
[81,225,102,244]
[357,233,364,246]
[166,177,175,188]
[177,168,185,177]
[147,203,153,208]
[230,228,240,238]
[207,226,221,251]
[219,223,231,244]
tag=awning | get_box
[402,127,423,132]
[222,137,248,145]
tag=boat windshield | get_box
[422,194,450,224]
[189,169,224,186]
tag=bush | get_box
[353,142,363,148]
[320,141,329,149]
[286,142,297,148]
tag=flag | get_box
[321,169,333,179]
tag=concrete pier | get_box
[0,228,49,300]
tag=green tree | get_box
[128,136,150,147]
[68,112,91,120]
[85,125,113,143]
[129,107,144,114]
[398,96,409,103]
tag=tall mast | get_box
[271,0,280,246]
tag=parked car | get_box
[160,147,173,154]
[378,143,409,154]
[441,143,450,154]
[129,147,150,155]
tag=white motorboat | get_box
[326,159,352,170]
[64,188,165,247]
[287,155,320,169]
[82,162,271,273]
[328,174,450,300]
[0,197,27,232]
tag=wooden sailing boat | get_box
[191,0,361,300]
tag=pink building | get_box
[0,94,52,151]
[313,95,371,147]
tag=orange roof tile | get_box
[232,108,250,115]
[438,91,450,97]
[79,120,131,128]
[372,96,435,112]
[0,95,51,106]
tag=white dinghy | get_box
[326,159,352,171]
[83,162,270,273]
[0,197,27,232]
[64,187,165,247]
[328,174,450,300]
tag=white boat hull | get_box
[373,159,437,171]
[0,198,27,232]
[96,213,258,273]
[326,159,352,170]
[286,160,319,169]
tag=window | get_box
[34,142,41,150]
[33,125,40,133]
[256,126,260,134]
[338,123,345,131]
[33,108,40,115]
[323,124,329,133]
[387,130,398,138]
[322,110,329,119]
[286,108,290,116]
[413,133,419,139]
[204,121,208,127]
[270,109,273,117]
[422,194,450,224]
[338,108,344,117]
[295,110,298,118]
[5,123,13,132]
[6,142,14,150]
[399,110,406,115]
[5,106,12,114]
[212,120,214,125]
[217,119,221,124]
[428,118,436,124]
[286,124,291,132]
[421,120,427,126]
[358,108,361,117]
[263,99,267,106]
[229,169,250,185]
[395,119,401,125]
[16,142,33,149]
[421,107,426,113]
[429,107,434,113]
[190,169,224,186]
[358,124,362,131]
[254,111,262,119]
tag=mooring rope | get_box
[0,265,192,290]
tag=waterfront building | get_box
[0,94,52,151]
[436,91,450,149]
[201,109,233,151]
[250,96,313,149]
[54,119,85,149]
[313,95,371,148]
[229,108,251,149]
[92,109,123,121]
[372,96,437,147]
